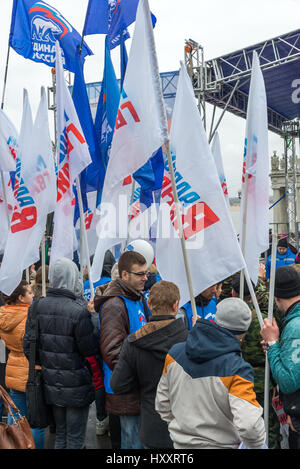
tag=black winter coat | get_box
[110,316,188,448]
[23,288,98,408]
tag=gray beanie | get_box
[215,298,252,335]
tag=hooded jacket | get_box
[110,316,187,448]
[94,278,149,415]
[0,304,30,392]
[268,301,300,395]
[155,319,266,449]
[23,258,98,408]
[265,247,296,279]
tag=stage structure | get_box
[47,29,300,244]
[184,30,300,245]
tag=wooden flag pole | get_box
[264,225,277,446]
[165,140,197,323]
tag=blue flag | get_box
[9,0,92,72]
[94,36,120,171]
[83,0,156,49]
[72,49,106,223]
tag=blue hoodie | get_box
[265,247,296,279]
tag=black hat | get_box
[232,273,256,297]
[277,237,288,248]
[274,266,300,299]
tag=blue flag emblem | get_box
[9,0,93,72]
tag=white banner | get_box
[211,132,230,209]
[0,109,18,172]
[156,62,245,307]
[0,89,56,295]
[91,0,168,282]
[239,51,269,284]
[50,42,92,265]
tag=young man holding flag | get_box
[91,0,168,449]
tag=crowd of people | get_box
[0,235,300,450]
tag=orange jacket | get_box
[0,304,29,392]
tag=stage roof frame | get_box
[202,29,300,135]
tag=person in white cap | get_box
[155,297,266,449]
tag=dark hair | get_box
[1,280,29,305]
[118,251,146,277]
[232,273,256,297]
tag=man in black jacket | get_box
[23,257,98,449]
[110,280,187,449]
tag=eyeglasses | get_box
[127,271,149,278]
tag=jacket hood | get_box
[101,250,115,278]
[0,304,29,332]
[128,318,187,360]
[185,318,241,363]
[94,278,141,310]
[49,258,79,293]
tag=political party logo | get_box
[29,2,73,65]
[30,2,72,42]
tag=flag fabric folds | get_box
[9,0,92,72]
[91,0,168,283]
[50,43,92,265]
[211,132,230,209]
[83,0,156,49]
[0,110,18,172]
[239,51,270,284]
[72,48,106,200]
[156,62,245,307]
[0,88,56,295]
[94,36,120,171]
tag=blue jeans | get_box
[8,389,45,449]
[119,415,147,449]
[51,405,90,449]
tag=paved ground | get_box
[44,402,112,450]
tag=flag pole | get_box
[1,45,11,111]
[243,266,264,328]
[239,165,250,300]
[165,140,197,322]
[1,45,12,231]
[41,233,46,297]
[263,224,277,446]
[76,176,94,299]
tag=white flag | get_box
[156,62,245,307]
[0,173,15,253]
[0,109,18,172]
[22,87,57,216]
[50,42,92,265]
[240,51,269,284]
[0,89,56,295]
[211,132,230,209]
[91,0,168,282]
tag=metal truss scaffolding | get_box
[185,29,300,137]
[282,119,300,247]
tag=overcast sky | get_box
[0,0,300,197]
